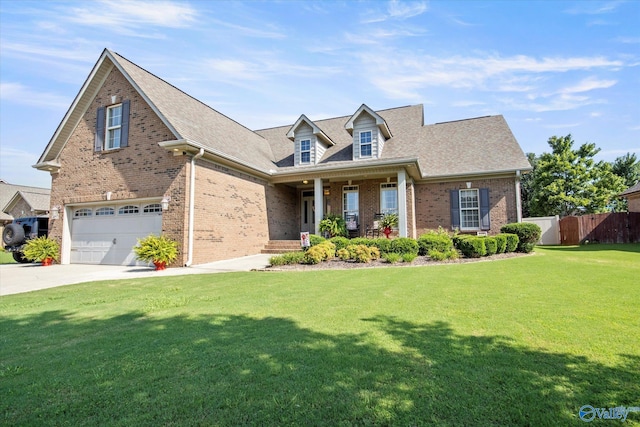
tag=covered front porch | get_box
[268,162,420,241]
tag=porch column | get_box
[397,169,408,237]
[515,170,523,222]
[314,177,323,235]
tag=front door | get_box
[301,191,314,233]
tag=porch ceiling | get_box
[268,162,421,185]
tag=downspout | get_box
[185,148,205,266]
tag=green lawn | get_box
[1,245,639,426]
[0,250,16,264]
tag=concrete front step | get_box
[261,240,302,254]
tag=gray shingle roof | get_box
[257,106,530,179]
[0,182,50,221]
[111,52,277,172]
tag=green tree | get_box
[520,152,538,218]
[610,153,640,212]
[529,135,625,217]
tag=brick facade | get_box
[414,177,518,236]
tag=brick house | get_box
[620,182,640,212]
[35,49,531,266]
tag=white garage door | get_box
[70,203,163,265]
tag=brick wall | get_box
[414,177,518,235]
[190,160,272,264]
[48,67,189,264]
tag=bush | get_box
[452,234,472,249]
[373,238,392,254]
[484,237,497,256]
[22,236,60,262]
[417,233,453,255]
[402,253,417,263]
[500,223,541,252]
[337,248,351,261]
[494,234,507,254]
[346,244,379,263]
[457,236,486,258]
[427,249,460,261]
[349,237,374,247]
[503,233,519,253]
[390,237,419,255]
[270,251,306,266]
[133,234,178,265]
[383,252,401,264]
[309,234,326,247]
[318,214,347,238]
[329,236,350,252]
[304,241,335,264]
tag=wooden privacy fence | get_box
[559,212,640,245]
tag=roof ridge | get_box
[110,50,265,140]
[434,115,495,125]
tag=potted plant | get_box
[22,236,60,266]
[379,213,399,239]
[133,234,178,270]
[318,214,347,238]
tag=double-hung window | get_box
[300,139,311,164]
[380,183,398,215]
[106,104,123,150]
[451,188,490,231]
[360,131,372,157]
[343,185,359,220]
[459,189,480,229]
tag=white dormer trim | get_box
[286,114,335,146]
[344,104,392,139]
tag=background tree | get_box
[528,135,625,217]
[520,152,537,218]
[610,153,640,211]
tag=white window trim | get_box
[106,104,122,150]
[95,207,115,216]
[380,182,398,215]
[118,205,139,215]
[343,185,359,219]
[300,139,311,164]
[359,131,372,158]
[459,189,480,230]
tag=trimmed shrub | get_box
[428,249,460,261]
[349,237,372,247]
[494,234,507,254]
[452,234,472,250]
[417,233,454,255]
[503,233,519,253]
[329,236,350,252]
[457,236,486,258]
[402,253,417,263]
[269,251,306,266]
[346,244,379,263]
[309,234,326,247]
[390,237,419,255]
[304,241,335,264]
[383,252,401,264]
[500,223,541,253]
[484,237,497,256]
[373,238,392,254]
[337,248,351,261]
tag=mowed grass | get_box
[0,250,16,264]
[1,245,639,426]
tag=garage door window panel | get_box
[118,205,139,215]
[143,204,162,214]
[95,207,115,216]
[74,208,92,217]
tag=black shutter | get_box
[479,188,490,230]
[120,100,130,147]
[95,106,105,151]
[450,189,460,229]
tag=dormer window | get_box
[300,139,311,163]
[360,131,372,157]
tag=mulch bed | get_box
[263,252,530,272]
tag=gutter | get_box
[185,148,204,266]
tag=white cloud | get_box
[387,0,429,19]
[0,82,70,110]
[564,1,624,15]
[559,77,617,94]
[68,0,197,27]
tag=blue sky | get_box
[1,0,638,188]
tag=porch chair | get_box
[365,213,384,238]
[345,214,359,238]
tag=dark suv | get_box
[2,216,49,263]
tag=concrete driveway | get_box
[0,254,273,296]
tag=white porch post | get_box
[397,169,407,237]
[314,178,323,235]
